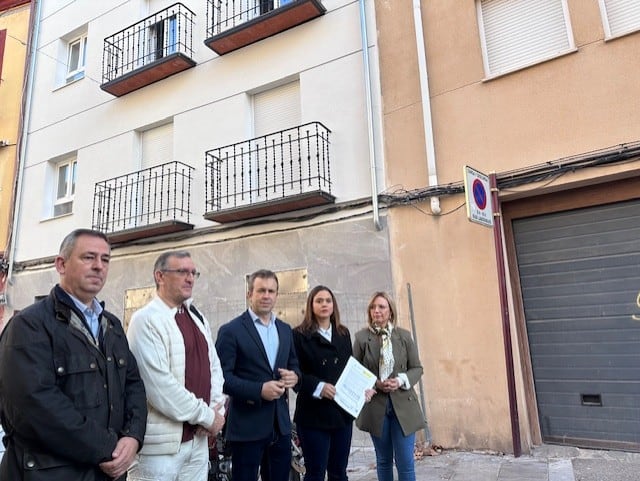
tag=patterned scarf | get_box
[374,325,394,380]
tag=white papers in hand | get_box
[334,356,377,418]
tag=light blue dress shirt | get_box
[68,293,103,340]
[249,308,279,370]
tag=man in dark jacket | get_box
[215,269,300,481]
[0,228,147,480]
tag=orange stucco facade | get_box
[375,0,640,453]
[0,0,31,326]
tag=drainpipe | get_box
[413,0,441,214]
[359,0,382,230]
[7,0,42,284]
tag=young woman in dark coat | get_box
[293,286,354,481]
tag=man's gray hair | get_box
[153,251,192,288]
[59,229,110,260]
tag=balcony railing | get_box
[93,161,194,243]
[101,3,196,97]
[205,0,325,55]
[204,122,334,223]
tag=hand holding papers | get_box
[334,356,377,418]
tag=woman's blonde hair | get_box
[366,291,397,327]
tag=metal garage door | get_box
[513,199,640,451]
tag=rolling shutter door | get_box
[513,199,640,450]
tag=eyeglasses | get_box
[161,269,201,279]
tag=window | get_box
[53,158,77,217]
[599,0,640,39]
[147,15,177,64]
[66,34,87,83]
[477,0,575,78]
[141,122,174,169]
[253,80,301,137]
[55,27,88,87]
[123,122,174,227]
[259,0,274,15]
[252,80,301,201]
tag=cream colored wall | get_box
[425,0,640,181]
[388,198,514,451]
[15,0,378,262]
[0,3,29,251]
[376,0,640,452]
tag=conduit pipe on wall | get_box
[359,0,382,231]
[490,173,522,457]
[7,0,42,285]
[412,0,441,215]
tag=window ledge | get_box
[53,75,85,92]
[604,28,640,42]
[482,47,578,82]
[40,212,74,223]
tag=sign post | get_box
[463,165,521,457]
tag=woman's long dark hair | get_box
[295,285,348,335]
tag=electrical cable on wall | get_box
[379,141,640,207]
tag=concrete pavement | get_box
[345,444,640,481]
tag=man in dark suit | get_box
[215,269,300,481]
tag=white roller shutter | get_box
[600,0,640,38]
[253,80,301,137]
[478,0,574,77]
[141,122,173,169]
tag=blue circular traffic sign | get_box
[472,179,487,210]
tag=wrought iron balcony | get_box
[205,121,334,223]
[204,0,325,55]
[101,3,196,97]
[92,161,194,243]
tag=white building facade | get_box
[8,0,390,367]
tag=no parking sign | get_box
[463,165,494,227]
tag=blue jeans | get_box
[370,400,416,481]
[297,423,352,481]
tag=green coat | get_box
[352,326,426,437]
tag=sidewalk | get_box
[345,444,640,481]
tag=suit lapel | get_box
[241,312,272,369]
[274,319,289,369]
[365,330,382,374]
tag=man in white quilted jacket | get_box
[127,250,225,481]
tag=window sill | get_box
[40,212,74,223]
[604,28,640,42]
[53,74,85,92]
[482,47,578,82]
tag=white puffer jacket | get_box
[127,296,225,455]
